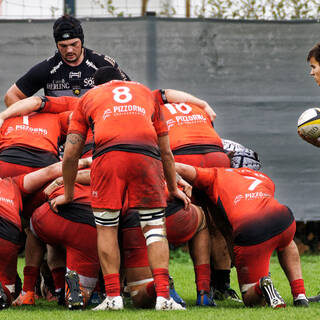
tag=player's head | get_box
[222,139,261,170]
[53,15,84,45]
[307,43,320,86]
[94,66,124,85]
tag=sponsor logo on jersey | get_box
[85,59,98,70]
[103,55,116,66]
[103,105,146,119]
[11,125,48,135]
[50,61,63,74]
[234,192,272,204]
[47,79,70,91]
[0,197,14,206]
[84,77,94,87]
[175,114,207,124]
[69,71,81,79]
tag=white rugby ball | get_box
[297,108,320,141]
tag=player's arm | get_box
[4,84,28,107]
[175,162,197,184]
[0,96,44,127]
[23,156,91,193]
[158,134,191,208]
[163,89,216,121]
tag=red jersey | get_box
[69,81,168,159]
[0,175,27,231]
[0,112,70,155]
[42,96,79,113]
[161,102,223,151]
[194,167,294,244]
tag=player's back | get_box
[161,102,222,150]
[76,80,167,154]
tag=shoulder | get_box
[84,48,117,67]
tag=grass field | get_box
[1,250,319,320]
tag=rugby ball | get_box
[297,108,320,142]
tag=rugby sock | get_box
[211,268,231,291]
[254,281,263,296]
[152,268,170,299]
[146,281,156,298]
[290,279,306,298]
[51,267,65,291]
[104,273,120,297]
[194,264,210,292]
[23,266,39,292]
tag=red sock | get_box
[254,281,262,296]
[194,264,210,292]
[152,268,169,299]
[23,266,40,292]
[146,281,156,298]
[290,279,306,298]
[104,273,120,297]
[51,267,65,291]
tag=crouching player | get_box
[175,160,310,308]
[0,157,90,309]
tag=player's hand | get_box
[177,177,192,198]
[78,157,92,169]
[169,188,191,209]
[44,177,63,198]
[298,129,320,147]
[203,104,216,122]
[49,194,70,212]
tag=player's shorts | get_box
[173,151,230,168]
[234,220,296,288]
[0,238,20,287]
[0,160,37,178]
[91,151,166,209]
[121,201,200,268]
[31,202,99,278]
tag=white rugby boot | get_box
[155,296,186,310]
[92,295,124,311]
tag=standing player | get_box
[51,67,190,311]
[175,163,309,308]
[4,15,129,106]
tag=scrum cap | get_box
[53,15,84,44]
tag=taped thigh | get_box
[93,210,120,227]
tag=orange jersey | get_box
[0,175,25,231]
[69,81,168,158]
[43,96,79,113]
[0,112,70,155]
[194,167,289,233]
[161,102,223,151]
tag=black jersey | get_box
[16,48,130,98]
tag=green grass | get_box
[1,251,319,320]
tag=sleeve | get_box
[67,99,89,139]
[42,96,79,113]
[13,175,30,198]
[152,89,168,105]
[15,60,49,97]
[59,111,72,137]
[194,167,215,191]
[152,99,168,137]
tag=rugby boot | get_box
[12,291,35,306]
[155,296,186,310]
[169,275,186,308]
[196,290,217,307]
[0,282,9,309]
[293,294,309,307]
[92,295,123,310]
[211,286,242,303]
[65,270,84,310]
[307,293,320,303]
[259,276,286,308]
